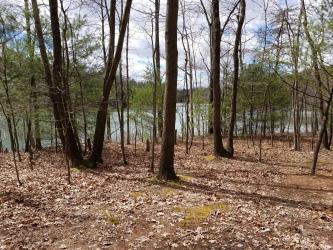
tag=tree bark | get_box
[158,0,179,181]
[211,0,230,157]
[32,0,83,165]
[227,0,246,157]
[89,0,133,166]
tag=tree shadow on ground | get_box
[234,155,332,173]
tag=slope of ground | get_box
[0,138,332,249]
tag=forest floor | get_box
[0,137,332,249]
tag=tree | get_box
[155,0,163,138]
[301,0,333,174]
[158,0,179,181]
[89,0,133,166]
[32,0,84,166]
[211,0,229,157]
[24,0,41,150]
[227,0,246,156]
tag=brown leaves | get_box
[0,139,332,249]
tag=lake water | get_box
[0,103,313,150]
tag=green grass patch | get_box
[159,187,175,197]
[70,167,81,173]
[100,209,119,225]
[204,155,216,161]
[130,191,143,199]
[178,175,192,181]
[147,174,192,190]
[167,180,182,188]
[147,176,183,188]
[147,176,158,183]
[175,203,227,227]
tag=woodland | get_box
[0,0,332,249]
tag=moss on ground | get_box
[175,203,227,227]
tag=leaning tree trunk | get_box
[89,0,133,166]
[302,0,330,150]
[311,90,333,175]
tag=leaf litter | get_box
[0,138,332,249]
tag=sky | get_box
[124,0,301,85]
[1,0,304,87]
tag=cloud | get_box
[3,0,304,85]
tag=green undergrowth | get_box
[174,203,227,227]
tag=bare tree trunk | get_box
[33,0,80,165]
[24,0,41,150]
[311,90,333,175]
[301,0,330,150]
[211,0,230,157]
[0,102,21,185]
[89,0,133,166]
[158,0,179,181]
[100,0,112,141]
[227,0,246,156]
[117,0,128,165]
[126,25,130,145]
[155,0,163,139]
[150,12,158,172]
[180,19,190,154]
[115,69,128,165]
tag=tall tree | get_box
[227,0,246,156]
[24,0,41,150]
[211,0,229,157]
[158,0,179,180]
[32,0,83,165]
[155,0,163,138]
[211,0,221,155]
[301,0,330,150]
[89,0,133,166]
